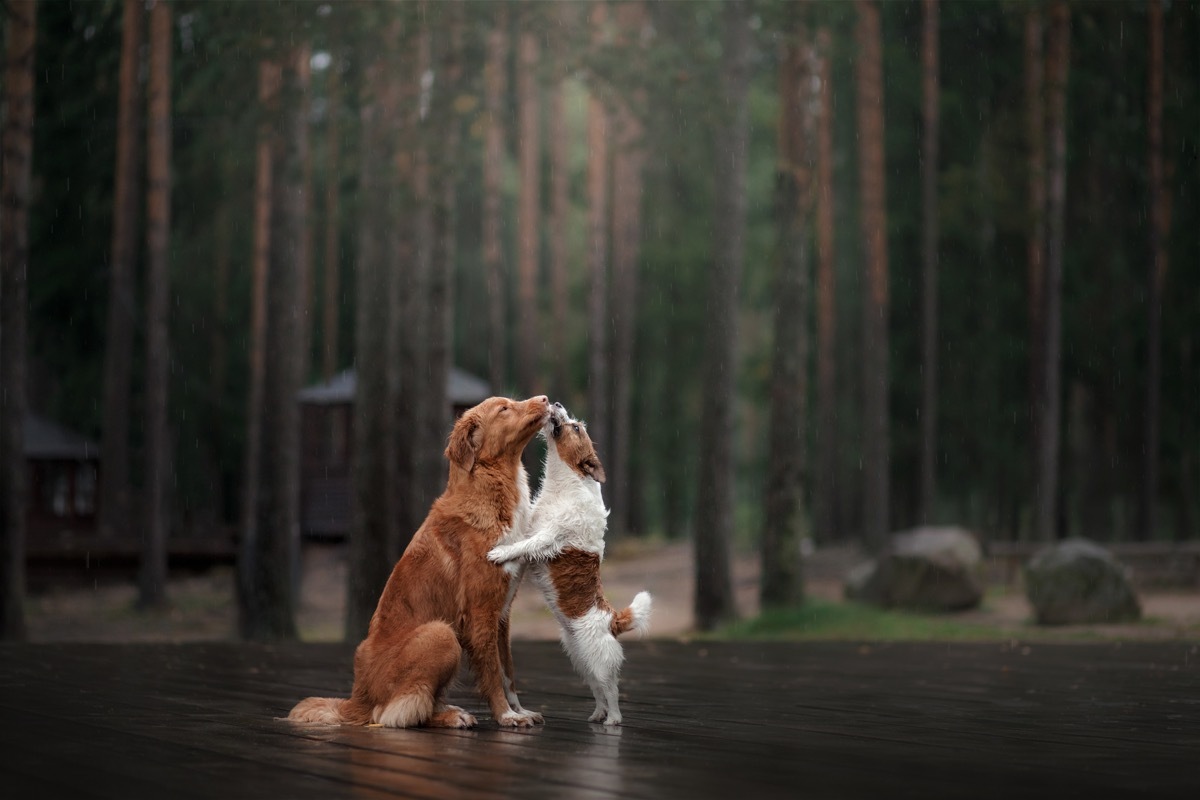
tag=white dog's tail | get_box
[610,591,652,638]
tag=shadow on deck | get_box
[0,640,1196,798]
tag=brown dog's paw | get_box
[429,705,477,729]
[498,710,540,728]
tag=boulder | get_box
[844,527,984,612]
[1025,538,1141,625]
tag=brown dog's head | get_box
[545,402,606,484]
[446,395,550,474]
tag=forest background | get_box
[0,0,1196,639]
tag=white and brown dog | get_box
[488,402,651,726]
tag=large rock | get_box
[844,527,984,612]
[1025,539,1141,625]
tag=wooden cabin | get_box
[298,367,490,538]
[24,413,100,538]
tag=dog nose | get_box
[534,395,549,406]
[553,402,564,410]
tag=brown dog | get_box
[288,395,550,728]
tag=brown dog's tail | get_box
[610,591,652,638]
[287,696,369,725]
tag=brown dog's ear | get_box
[446,416,483,472]
[581,455,606,484]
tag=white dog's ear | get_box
[447,416,483,472]
[581,456,606,484]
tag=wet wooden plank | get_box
[0,641,1196,798]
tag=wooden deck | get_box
[1,640,1197,798]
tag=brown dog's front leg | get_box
[497,616,543,723]
[466,616,536,727]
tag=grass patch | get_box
[715,599,1008,641]
[713,598,1199,643]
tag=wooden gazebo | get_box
[297,367,490,538]
[23,413,101,539]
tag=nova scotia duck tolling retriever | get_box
[288,394,550,728]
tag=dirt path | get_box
[25,540,1200,642]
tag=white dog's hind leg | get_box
[567,608,626,725]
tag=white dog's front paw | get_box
[487,545,515,564]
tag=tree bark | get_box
[548,6,570,401]
[206,153,231,531]
[813,25,837,544]
[236,59,278,638]
[390,22,420,563]
[238,58,280,636]
[1139,0,1166,542]
[249,43,310,639]
[321,62,342,383]
[140,0,172,609]
[609,0,647,540]
[586,2,610,459]
[762,25,814,609]
[918,0,939,525]
[0,0,37,640]
[693,0,750,631]
[419,2,462,526]
[1034,1,1070,543]
[297,45,315,386]
[1024,7,1046,511]
[856,0,890,552]
[100,0,143,538]
[346,53,395,642]
[515,23,541,395]
[483,3,509,393]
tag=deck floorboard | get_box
[1,640,1196,798]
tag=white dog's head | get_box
[543,402,606,484]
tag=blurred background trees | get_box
[1,0,1198,638]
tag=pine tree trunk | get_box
[420,2,462,522]
[1139,0,1166,542]
[346,55,395,642]
[1024,8,1046,519]
[762,26,813,609]
[405,11,434,527]
[390,26,420,561]
[238,58,280,636]
[296,45,314,386]
[321,63,342,383]
[207,154,231,531]
[515,24,541,395]
[693,0,750,631]
[813,25,838,544]
[856,0,890,553]
[586,2,610,459]
[140,0,172,609]
[246,43,310,639]
[0,0,37,640]
[609,0,647,541]
[1034,1,1070,543]
[918,0,939,525]
[548,7,570,401]
[483,4,509,393]
[100,0,142,538]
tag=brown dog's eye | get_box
[572,424,580,434]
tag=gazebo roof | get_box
[298,367,491,407]
[23,414,100,460]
